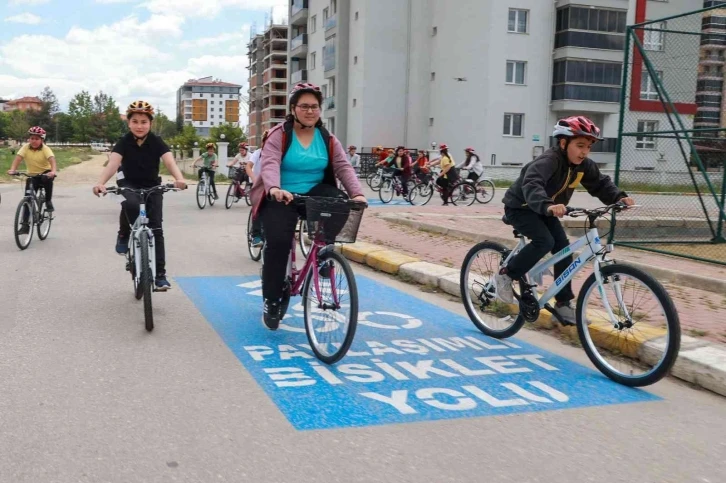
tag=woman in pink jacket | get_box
[249,82,366,330]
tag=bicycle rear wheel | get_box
[244,183,252,206]
[475,179,496,204]
[36,191,51,240]
[379,179,393,203]
[139,230,154,332]
[576,263,681,387]
[460,241,525,338]
[298,218,312,258]
[225,184,236,209]
[410,183,433,206]
[196,178,207,209]
[14,199,34,250]
[302,249,358,364]
[247,210,263,261]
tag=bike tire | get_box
[370,174,383,191]
[196,179,207,209]
[379,179,393,203]
[576,263,681,387]
[208,187,216,206]
[37,208,52,240]
[225,184,235,209]
[14,199,34,250]
[130,248,143,300]
[302,250,358,364]
[139,230,154,332]
[451,181,476,207]
[475,179,496,204]
[410,183,433,206]
[298,218,311,258]
[244,183,252,206]
[460,241,525,338]
[247,210,263,262]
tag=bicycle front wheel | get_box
[576,263,681,387]
[37,206,52,240]
[460,241,525,338]
[302,249,358,364]
[225,184,235,209]
[14,199,34,250]
[410,183,433,206]
[139,230,154,332]
[196,179,207,209]
[475,179,496,204]
[451,181,476,207]
[379,179,393,203]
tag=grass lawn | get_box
[0,147,94,182]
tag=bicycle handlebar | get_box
[565,201,636,218]
[105,183,181,195]
[11,172,55,179]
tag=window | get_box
[355,11,359,20]
[211,122,215,126]
[309,51,316,70]
[354,55,358,64]
[323,7,329,20]
[331,0,337,14]
[199,93,203,97]
[503,113,524,137]
[644,22,665,51]
[353,99,357,107]
[229,94,234,98]
[211,100,215,105]
[211,94,215,97]
[429,117,434,126]
[636,121,658,149]
[640,70,662,100]
[432,26,437,36]
[555,7,626,51]
[310,15,317,32]
[508,9,528,33]
[431,72,436,81]
[506,61,526,85]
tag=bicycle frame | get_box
[288,234,339,308]
[129,200,157,281]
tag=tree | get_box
[53,113,74,143]
[210,123,246,151]
[6,109,30,142]
[151,112,178,140]
[27,87,60,138]
[68,90,94,142]
[0,111,9,139]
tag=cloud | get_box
[179,24,251,51]
[95,0,138,3]
[144,0,287,18]
[4,13,43,24]
[8,0,50,5]
[187,55,249,74]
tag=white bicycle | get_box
[106,184,181,332]
[195,166,216,209]
[460,202,681,387]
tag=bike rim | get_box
[15,201,34,248]
[304,259,353,358]
[476,180,495,203]
[580,271,672,381]
[38,211,51,238]
[462,247,521,334]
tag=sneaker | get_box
[318,261,332,279]
[115,235,129,255]
[555,301,577,325]
[213,193,219,200]
[45,201,55,212]
[17,224,30,235]
[251,236,263,247]
[155,276,171,291]
[262,298,283,331]
[494,271,515,304]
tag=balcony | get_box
[290,33,308,59]
[701,53,726,66]
[325,14,337,32]
[291,0,308,26]
[323,96,335,112]
[291,69,308,84]
[323,42,336,75]
[263,67,288,84]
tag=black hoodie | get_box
[502,147,626,216]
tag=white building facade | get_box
[288,0,698,173]
[176,76,243,137]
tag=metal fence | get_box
[613,4,726,265]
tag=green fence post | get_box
[718,168,726,242]
[611,27,632,245]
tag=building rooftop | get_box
[7,96,43,104]
[182,76,242,88]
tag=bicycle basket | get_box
[228,166,241,179]
[305,197,366,244]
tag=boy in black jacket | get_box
[498,116,634,323]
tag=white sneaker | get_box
[555,301,577,325]
[494,272,514,304]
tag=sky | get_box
[0,0,288,117]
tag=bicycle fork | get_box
[593,259,633,329]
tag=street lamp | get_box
[220,133,226,140]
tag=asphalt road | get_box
[0,183,724,483]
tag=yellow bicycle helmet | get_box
[126,100,155,120]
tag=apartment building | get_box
[247,23,289,147]
[287,0,700,172]
[176,76,242,137]
[3,96,43,112]
[695,0,726,135]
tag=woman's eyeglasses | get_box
[296,104,321,112]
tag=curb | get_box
[379,213,726,295]
[342,239,726,397]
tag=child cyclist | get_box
[7,126,57,230]
[498,116,635,323]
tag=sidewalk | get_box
[357,204,726,347]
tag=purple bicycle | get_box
[266,194,366,364]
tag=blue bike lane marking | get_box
[177,275,660,431]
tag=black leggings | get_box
[503,207,575,303]
[20,173,53,223]
[118,190,166,276]
[198,168,217,196]
[259,183,345,301]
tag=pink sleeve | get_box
[259,127,284,191]
[330,136,364,198]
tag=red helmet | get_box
[239,142,249,149]
[553,116,603,142]
[28,126,46,140]
[439,144,449,151]
[465,147,475,153]
[348,145,356,150]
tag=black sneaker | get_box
[45,201,55,212]
[17,223,30,235]
[155,275,171,291]
[115,235,129,255]
[262,299,283,331]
